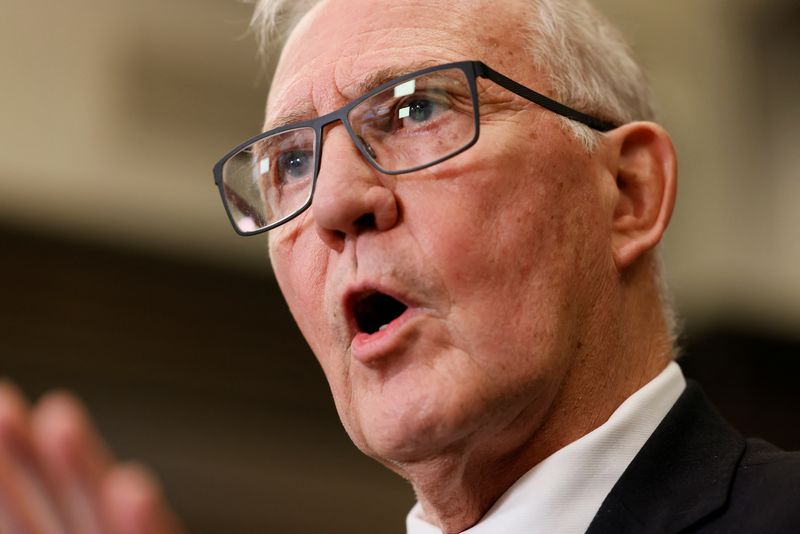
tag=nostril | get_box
[354,213,376,232]
[311,131,399,244]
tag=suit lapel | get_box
[586,381,746,534]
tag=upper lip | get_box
[343,283,414,337]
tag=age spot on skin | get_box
[483,37,500,49]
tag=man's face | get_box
[267,0,615,464]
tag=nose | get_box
[312,126,399,251]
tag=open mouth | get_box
[351,291,408,335]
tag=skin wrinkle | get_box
[384,120,572,452]
[271,30,458,129]
[269,68,539,232]
[265,0,676,531]
[334,231,454,452]
[267,0,493,127]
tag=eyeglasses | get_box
[213,60,617,236]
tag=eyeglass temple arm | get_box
[474,62,617,132]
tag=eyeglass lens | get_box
[220,67,476,234]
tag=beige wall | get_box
[0,0,268,269]
[596,0,800,333]
[1,0,798,333]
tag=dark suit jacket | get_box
[586,381,800,534]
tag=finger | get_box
[103,463,184,534]
[31,391,113,534]
[0,380,65,534]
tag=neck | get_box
[404,257,673,533]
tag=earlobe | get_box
[608,122,678,271]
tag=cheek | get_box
[401,132,601,358]
[269,227,332,356]
[407,150,561,290]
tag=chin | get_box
[349,393,483,466]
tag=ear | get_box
[605,121,677,271]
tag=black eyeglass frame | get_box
[213,60,618,236]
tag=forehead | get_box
[267,0,532,120]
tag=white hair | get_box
[249,0,655,146]
[523,1,656,149]
[249,0,678,346]
[250,0,319,56]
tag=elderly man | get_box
[1,0,798,532]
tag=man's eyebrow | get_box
[265,106,316,132]
[349,60,439,97]
[266,60,441,131]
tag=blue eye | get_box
[277,150,312,183]
[392,91,451,131]
[406,99,435,123]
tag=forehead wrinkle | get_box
[268,0,533,132]
[266,59,342,131]
[267,58,446,132]
[330,16,469,90]
[338,59,441,100]
[332,38,479,100]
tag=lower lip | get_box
[351,307,417,364]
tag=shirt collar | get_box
[406,362,686,534]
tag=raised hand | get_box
[0,381,184,534]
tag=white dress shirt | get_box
[406,362,686,534]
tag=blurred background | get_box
[0,0,798,532]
